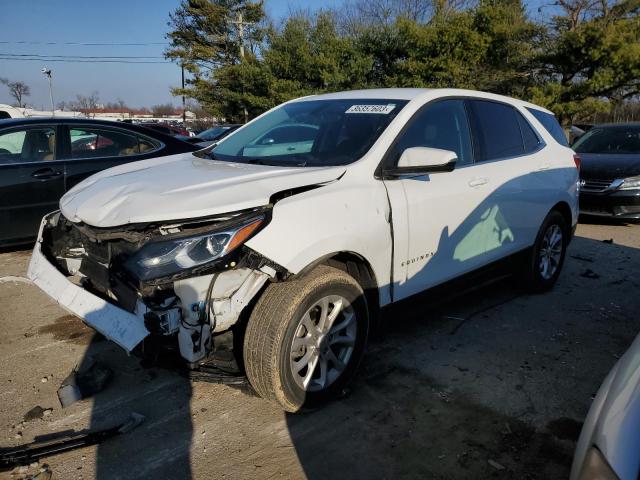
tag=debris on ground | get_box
[0,413,145,471]
[23,407,53,423]
[570,254,594,263]
[602,238,614,244]
[580,269,600,279]
[57,358,113,408]
[488,459,506,470]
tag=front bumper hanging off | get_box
[28,218,150,351]
[27,212,278,363]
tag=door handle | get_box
[468,177,489,187]
[286,146,296,151]
[31,167,62,179]
[537,163,551,171]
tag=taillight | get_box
[573,154,581,170]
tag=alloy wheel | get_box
[289,295,357,392]
[538,224,563,280]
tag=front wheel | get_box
[243,265,369,412]
[520,210,569,292]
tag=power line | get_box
[0,53,165,59]
[0,57,172,64]
[0,40,168,46]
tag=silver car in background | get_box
[571,332,640,480]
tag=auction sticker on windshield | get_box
[346,104,396,114]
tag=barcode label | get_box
[345,104,396,114]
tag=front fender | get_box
[246,179,393,306]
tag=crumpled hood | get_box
[60,152,346,227]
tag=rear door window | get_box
[467,100,524,161]
[526,108,568,146]
[69,127,159,159]
[0,127,56,164]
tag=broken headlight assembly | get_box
[125,215,265,281]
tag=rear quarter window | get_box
[526,108,569,147]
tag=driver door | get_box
[382,99,491,301]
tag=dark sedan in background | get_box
[574,123,640,221]
[178,124,242,148]
[0,118,199,246]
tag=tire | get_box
[243,265,369,412]
[520,210,569,292]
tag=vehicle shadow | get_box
[79,328,194,479]
[284,234,640,479]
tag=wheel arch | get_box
[295,251,381,326]
[551,200,573,232]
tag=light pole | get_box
[41,68,54,116]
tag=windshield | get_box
[210,99,408,167]
[573,126,640,154]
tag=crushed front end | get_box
[28,209,283,365]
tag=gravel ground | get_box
[0,219,638,480]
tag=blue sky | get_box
[0,0,543,109]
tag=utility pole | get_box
[230,11,253,123]
[181,64,186,124]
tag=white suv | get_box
[28,89,579,411]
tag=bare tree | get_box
[7,81,31,107]
[337,0,473,33]
[72,91,100,113]
[152,103,176,117]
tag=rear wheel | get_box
[243,265,369,412]
[520,210,568,292]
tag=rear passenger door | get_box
[0,125,65,244]
[465,99,548,251]
[62,125,161,191]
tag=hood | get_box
[578,153,640,180]
[60,152,346,227]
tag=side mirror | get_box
[383,147,457,178]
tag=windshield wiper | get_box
[246,158,307,167]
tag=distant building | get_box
[0,103,197,123]
[0,103,83,119]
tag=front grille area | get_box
[581,178,614,193]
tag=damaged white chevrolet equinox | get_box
[28,89,579,411]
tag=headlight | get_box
[620,175,640,190]
[576,447,619,480]
[126,215,264,281]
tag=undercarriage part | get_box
[0,413,145,471]
[185,364,248,385]
[57,359,113,408]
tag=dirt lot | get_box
[1,219,639,480]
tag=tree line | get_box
[165,0,640,125]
